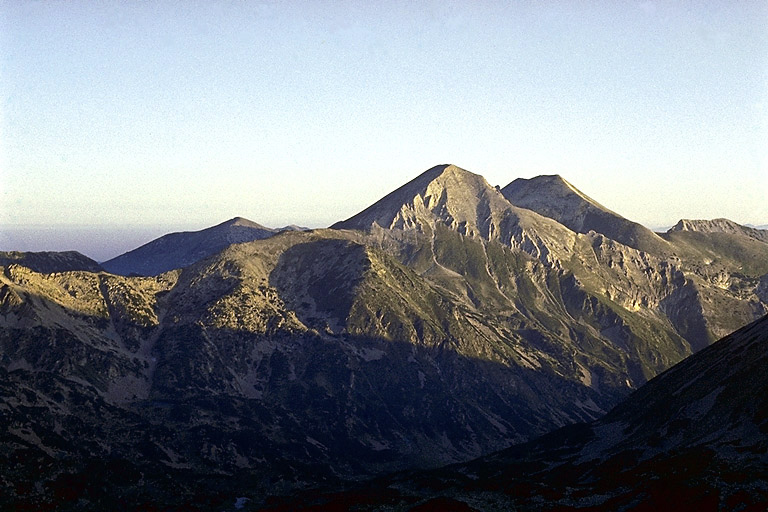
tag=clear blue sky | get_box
[1,1,767,258]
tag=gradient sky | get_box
[1,1,767,259]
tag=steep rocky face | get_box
[336,165,768,370]
[0,251,103,273]
[498,177,768,349]
[659,227,768,343]
[0,263,173,393]
[501,174,668,254]
[333,164,577,266]
[669,218,768,243]
[101,216,279,276]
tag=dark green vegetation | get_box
[2,164,767,510]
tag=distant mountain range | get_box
[669,217,768,244]
[1,164,767,510]
[101,217,305,276]
[0,250,102,273]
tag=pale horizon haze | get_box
[1,1,767,260]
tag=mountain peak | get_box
[218,216,271,230]
[501,174,667,253]
[670,218,736,231]
[668,218,768,243]
[331,164,581,265]
[502,174,611,217]
[102,218,278,275]
[332,164,498,232]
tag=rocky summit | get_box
[501,174,668,254]
[2,164,768,510]
[668,217,768,244]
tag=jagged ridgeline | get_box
[2,164,767,509]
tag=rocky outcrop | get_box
[668,218,768,243]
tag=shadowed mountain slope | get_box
[462,313,768,510]
[0,251,103,273]
[274,314,768,511]
[101,217,278,276]
[0,229,629,509]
